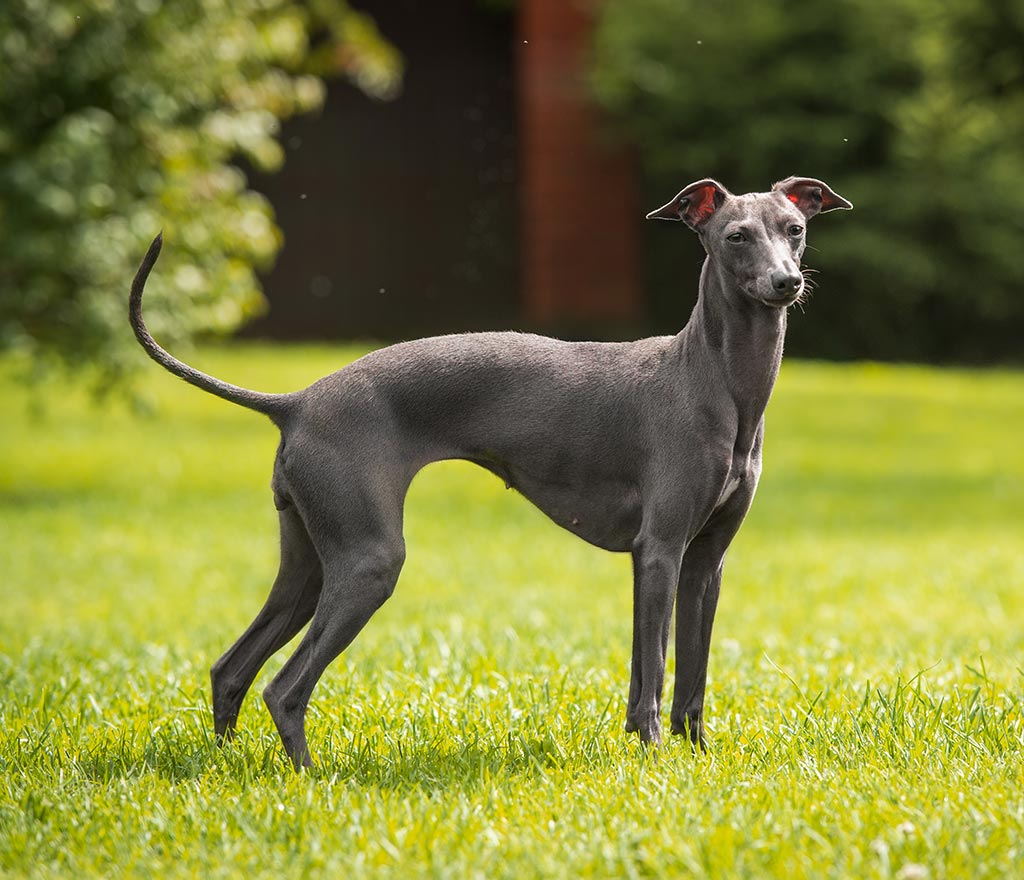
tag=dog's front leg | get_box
[669,542,723,749]
[625,538,684,744]
[669,490,753,748]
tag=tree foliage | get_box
[0,0,398,391]
[592,0,1024,362]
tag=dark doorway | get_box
[247,0,519,341]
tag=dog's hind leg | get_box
[259,465,409,769]
[211,505,323,742]
[261,529,406,769]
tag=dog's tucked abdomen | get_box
[471,452,643,552]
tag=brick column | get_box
[517,0,642,328]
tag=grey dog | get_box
[130,176,851,769]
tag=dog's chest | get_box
[712,445,757,511]
[715,474,743,508]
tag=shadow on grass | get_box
[24,671,1021,793]
[56,709,637,793]
[309,723,637,792]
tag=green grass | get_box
[1,344,1023,879]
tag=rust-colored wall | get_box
[517,0,642,328]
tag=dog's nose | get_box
[770,270,802,294]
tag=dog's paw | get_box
[670,711,707,751]
[625,712,662,745]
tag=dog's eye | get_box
[726,232,745,243]
[788,225,804,236]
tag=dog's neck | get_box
[672,255,787,449]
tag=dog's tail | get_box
[129,233,292,423]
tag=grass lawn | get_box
[1,344,1022,878]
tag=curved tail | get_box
[129,234,292,422]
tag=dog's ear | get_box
[646,179,730,230]
[773,177,853,219]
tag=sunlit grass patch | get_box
[1,346,1022,878]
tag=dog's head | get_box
[647,177,852,307]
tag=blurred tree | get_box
[592,0,1024,362]
[0,0,399,393]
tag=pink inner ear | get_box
[786,193,799,204]
[691,186,719,222]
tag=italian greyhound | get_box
[129,176,851,769]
